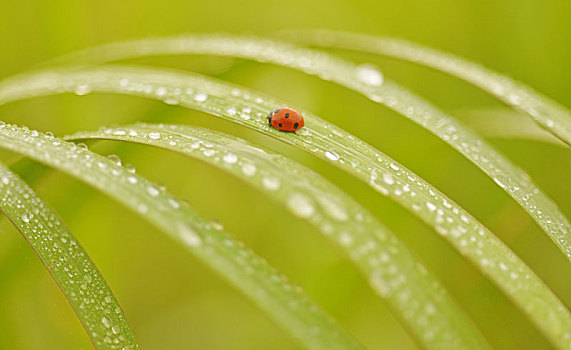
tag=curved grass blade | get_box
[281,30,571,146]
[46,34,571,261]
[67,123,491,350]
[0,66,569,349]
[0,162,141,350]
[0,123,364,350]
[456,108,568,147]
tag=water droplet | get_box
[241,164,256,176]
[119,79,129,87]
[107,155,122,166]
[494,175,508,189]
[101,316,111,328]
[211,220,224,231]
[318,196,348,221]
[163,97,179,105]
[369,175,389,195]
[426,202,437,212]
[338,232,353,246]
[156,87,167,96]
[124,164,136,174]
[370,272,392,297]
[21,214,30,223]
[148,132,160,140]
[75,84,92,95]
[168,198,180,209]
[383,173,394,185]
[356,64,384,86]
[203,149,215,157]
[137,204,148,214]
[545,119,555,128]
[262,177,280,191]
[223,153,238,164]
[325,150,340,161]
[194,93,208,102]
[177,222,202,247]
[508,93,521,105]
[127,176,137,184]
[226,107,237,116]
[147,185,160,197]
[287,193,315,218]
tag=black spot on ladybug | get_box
[294,122,299,129]
[285,113,290,118]
[278,123,283,127]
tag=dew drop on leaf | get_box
[325,150,340,161]
[262,176,281,191]
[287,193,315,218]
[355,64,384,86]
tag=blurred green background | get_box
[0,0,569,349]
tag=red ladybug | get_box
[267,107,304,132]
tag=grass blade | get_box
[0,162,141,350]
[47,34,571,261]
[455,108,568,147]
[0,65,567,349]
[67,123,491,350]
[282,30,571,146]
[0,123,364,350]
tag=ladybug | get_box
[267,107,304,132]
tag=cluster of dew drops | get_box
[0,147,138,349]
[108,126,456,333]
[10,122,350,329]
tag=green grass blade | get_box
[282,30,571,146]
[0,65,567,349]
[47,34,571,261]
[0,123,364,350]
[455,108,568,147]
[0,162,141,350]
[67,123,491,350]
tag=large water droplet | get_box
[325,150,340,161]
[106,155,122,166]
